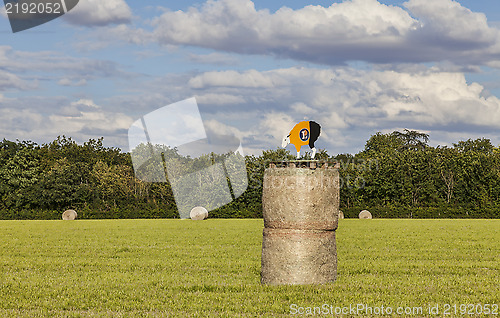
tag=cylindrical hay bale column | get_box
[261,228,337,285]
[261,161,340,285]
[262,163,340,230]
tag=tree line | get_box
[1,131,499,219]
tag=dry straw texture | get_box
[359,210,372,219]
[261,228,337,285]
[190,206,208,220]
[262,166,340,230]
[62,209,77,220]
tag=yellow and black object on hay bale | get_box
[261,160,340,285]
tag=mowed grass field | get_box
[0,219,498,317]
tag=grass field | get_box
[0,219,498,317]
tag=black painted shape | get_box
[4,0,79,33]
[308,121,321,149]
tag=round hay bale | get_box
[62,209,77,220]
[338,210,344,219]
[261,228,337,285]
[359,210,372,219]
[262,165,340,230]
[190,206,208,220]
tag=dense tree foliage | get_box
[1,132,499,219]
[341,130,500,218]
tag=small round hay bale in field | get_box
[62,209,77,220]
[338,210,344,219]
[359,210,372,219]
[190,206,208,220]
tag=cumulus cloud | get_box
[177,66,500,154]
[64,0,132,26]
[290,102,316,115]
[258,112,296,145]
[50,101,132,135]
[0,97,133,147]
[4,63,500,154]
[0,69,37,91]
[404,0,495,46]
[0,108,44,134]
[204,119,245,140]
[148,0,500,67]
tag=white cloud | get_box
[0,108,44,134]
[64,0,132,26]
[52,99,134,136]
[176,66,500,153]
[0,97,133,148]
[3,63,500,154]
[189,69,285,88]
[195,93,245,105]
[0,69,37,91]
[325,112,349,129]
[72,99,99,108]
[404,0,495,45]
[147,0,500,67]
[290,102,316,115]
[258,112,295,145]
[204,119,244,140]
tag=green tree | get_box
[362,129,429,155]
[435,147,458,204]
[362,132,403,154]
[29,157,92,209]
[453,138,494,154]
[0,143,40,208]
[392,129,429,151]
[91,160,135,202]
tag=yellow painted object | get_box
[288,121,311,153]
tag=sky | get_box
[2,0,500,156]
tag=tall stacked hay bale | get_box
[62,209,77,220]
[261,161,340,285]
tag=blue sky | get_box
[2,0,500,156]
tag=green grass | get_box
[0,219,498,317]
